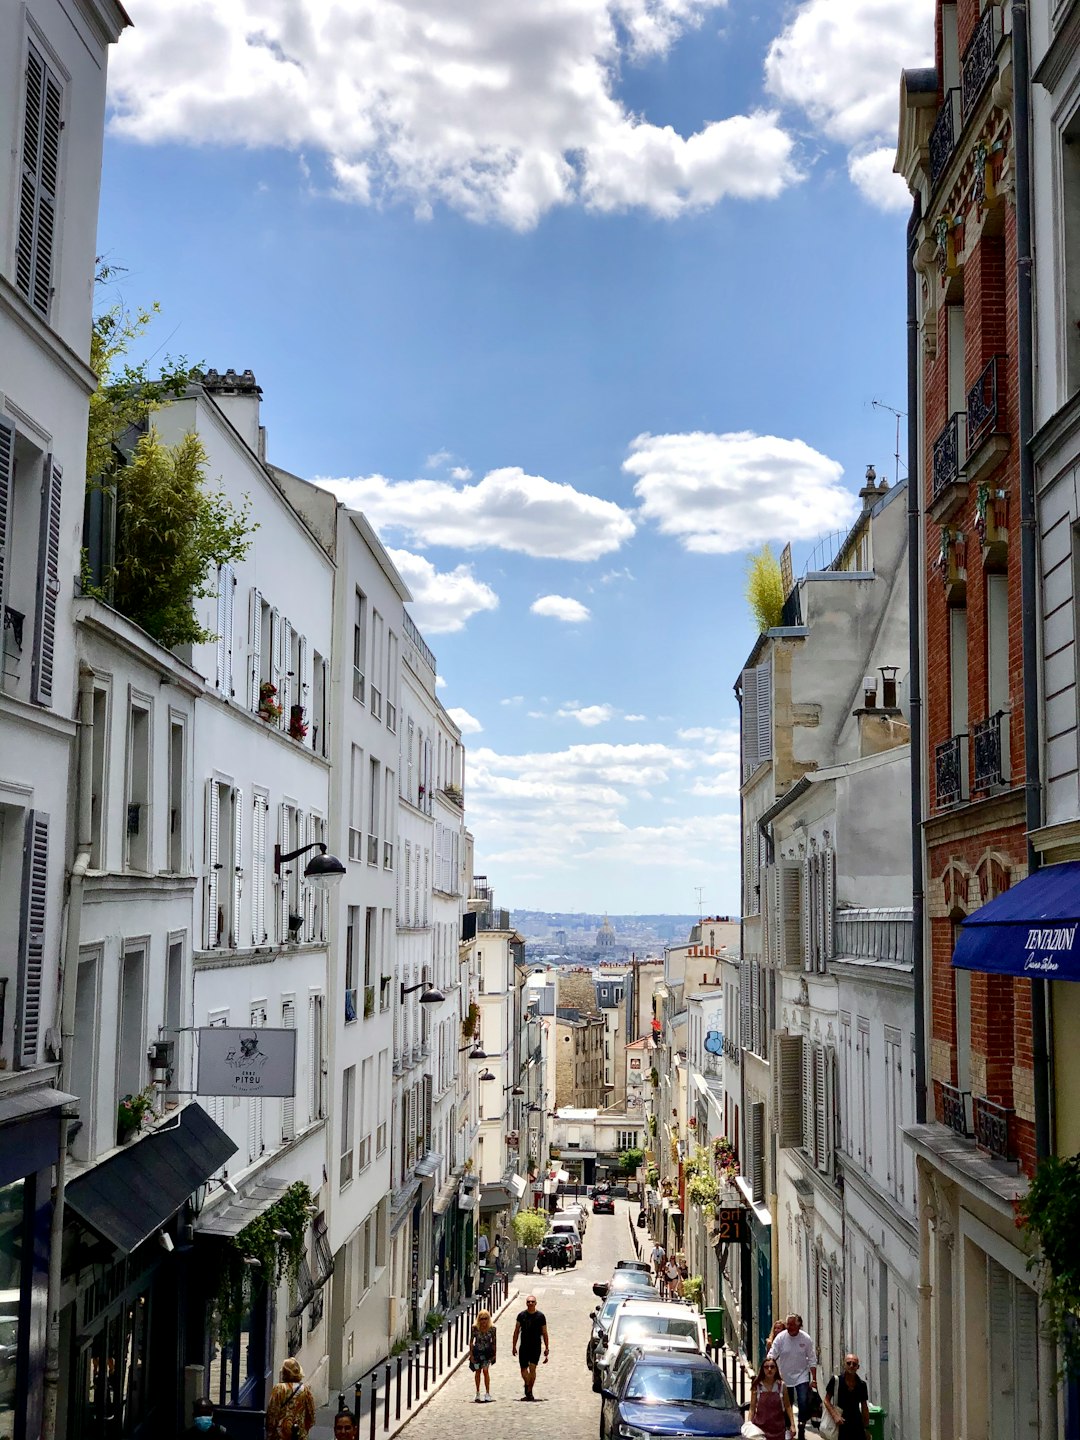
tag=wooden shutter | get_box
[16,810,49,1067]
[214,563,235,697]
[802,1035,814,1155]
[278,803,291,941]
[301,812,314,941]
[248,1004,266,1162]
[0,417,13,622]
[231,787,243,948]
[778,862,803,969]
[279,615,292,729]
[814,1043,829,1170]
[281,999,296,1141]
[16,47,62,317]
[773,1031,804,1148]
[248,588,262,711]
[741,667,759,778]
[750,1101,765,1202]
[251,793,267,944]
[754,663,772,764]
[30,457,61,707]
[205,779,221,948]
[297,634,308,715]
[822,849,835,963]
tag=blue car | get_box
[599,1348,764,1440]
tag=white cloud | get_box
[848,147,911,211]
[425,449,452,469]
[501,696,525,706]
[106,1,798,229]
[557,702,615,727]
[625,714,648,723]
[531,594,591,623]
[625,430,857,554]
[317,467,634,561]
[764,0,933,209]
[436,674,447,690]
[387,549,499,633]
[447,706,483,734]
[450,466,473,481]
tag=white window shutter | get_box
[754,663,772,764]
[251,793,267,944]
[279,615,291,729]
[231,787,244,948]
[16,810,49,1067]
[802,857,814,970]
[308,993,318,1122]
[814,1043,829,1171]
[278,803,290,942]
[205,780,220,948]
[297,634,308,718]
[270,606,282,716]
[0,417,13,622]
[302,812,314,941]
[248,588,262,711]
[281,999,296,1141]
[215,566,229,695]
[802,1036,814,1155]
[30,457,62,707]
[741,667,759,779]
[823,849,835,963]
[16,47,62,317]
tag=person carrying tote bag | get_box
[824,1355,871,1440]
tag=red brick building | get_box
[897,4,1048,1436]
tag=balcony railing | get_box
[962,5,1001,119]
[929,88,962,188]
[973,1095,1014,1162]
[833,909,914,967]
[932,412,967,502]
[403,608,437,674]
[941,1081,973,1137]
[935,733,968,807]
[972,710,1010,789]
[967,354,1004,451]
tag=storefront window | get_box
[0,1181,25,1439]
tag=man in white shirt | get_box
[650,1242,666,1283]
[767,1314,818,1440]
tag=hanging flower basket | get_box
[288,704,308,741]
[258,681,283,722]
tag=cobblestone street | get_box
[380,1200,641,1440]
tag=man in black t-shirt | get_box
[511,1295,550,1400]
[825,1354,870,1440]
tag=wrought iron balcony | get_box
[941,1081,973,1137]
[973,1095,1014,1162]
[929,88,962,188]
[932,412,967,503]
[967,355,1003,451]
[962,6,1002,120]
[935,733,968,808]
[972,711,1010,790]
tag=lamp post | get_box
[273,840,346,888]
[401,970,446,1005]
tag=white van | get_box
[554,1204,587,1235]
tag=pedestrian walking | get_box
[767,1314,819,1440]
[748,1358,795,1440]
[469,1309,498,1402]
[511,1294,549,1401]
[662,1256,681,1298]
[265,1358,317,1440]
[651,1241,666,1283]
[824,1355,871,1440]
[333,1411,359,1440]
[182,1397,229,1437]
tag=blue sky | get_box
[98,0,933,915]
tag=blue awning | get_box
[952,861,1080,980]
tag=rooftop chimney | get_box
[859,464,880,509]
[200,368,264,458]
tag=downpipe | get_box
[42,663,95,1440]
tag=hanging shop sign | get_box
[197,1027,297,1097]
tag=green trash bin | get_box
[703,1308,724,1346]
[866,1403,886,1440]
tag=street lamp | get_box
[478,1069,496,1082]
[503,1084,524,1095]
[273,841,346,889]
[459,1043,488,1058]
[401,969,446,1005]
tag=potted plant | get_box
[258,680,283,722]
[512,1208,549,1274]
[462,1001,480,1039]
[682,1275,704,1311]
[288,704,308,741]
[117,1085,155,1144]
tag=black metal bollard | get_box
[424,1334,430,1390]
[369,1376,377,1440]
[383,1364,391,1430]
[406,1347,413,1410]
[395,1354,403,1419]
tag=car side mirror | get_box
[593,1283,609,1298]
[600,1389,615,1400]
[591,1309,599,1318]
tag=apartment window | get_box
[168,717,185,873]
[616,1130,639,1150]
[312,651,328,756]
[839,1013,852,1158]
[885,1026,903,1202]
[125,702,151,872]
[248,589,271,711]
[15,44,63,318]
[800,1041,835,1173]
[309,992,326,1122]
[117,942,147,1112]
[248,1003,266,1163]
[353,589,367,703]
[386,632,398,732]
[349,745,364,861]
[407,718,415,798]
[251,791,268,945]
[986,574,1009,714]
[206,780,241,948]
[368,757,380,865]
[946,302,966,418]
[215,564,236,698]
[165,935,184,1079]
[954,956,973,1097]
[370,610,384,719]
[281,997,296,1141]
[340,1065,356,1187]
[383,770,395,870]
[89,686,108,869]
[363,907,376,992]
[949,606,969,735]
[70,949,100,1160]
[345,907,359,1023]
[377,1050,388,1153]
[986,1261,1040,1432]
[857,1017,871,1168]
[277,802,301,943]
[749,1101,766,1203]
[380,908,392,1010]
[360,1056,373,1170]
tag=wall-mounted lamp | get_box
[147,1040,174,1073]
[157,1230,174,1253]
[503,1084,524,1095]
[478,1069,496,1082]
[190,1175,238,1218]
[459,1043,488,1058]
[274,840,346,890]
[401,969,446,1005]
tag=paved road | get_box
[394,1199,644,1439]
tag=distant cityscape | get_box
[514,910,722,965]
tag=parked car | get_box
[592,1193,616,1214]
[547,1220,583,1260]
[554,1203,588,1234]
[592,1297,707,1394]
[536,1233,576,1272]
[593,1267,655,1300]
[600,1347,764,1440]
[587,1295,623,1370]
[615,1260,652,1273]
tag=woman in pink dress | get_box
[749,1357,795,1440]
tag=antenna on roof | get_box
[871,399,907,488]
[694,887,704,920]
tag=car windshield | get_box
[624,1364,737,1409]
[599,1299,621,1327]
[614,1317,699,1345]
[609,1274,653,1293]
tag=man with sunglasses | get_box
[511,1295,549,1400]
[824,1355,870,1440]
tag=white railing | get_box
[833,908,913,967]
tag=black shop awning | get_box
[66,1103,236,1253]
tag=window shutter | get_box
[750,1101,765,1202]
[751,961,762,1055]
[278,803,291,942]
[773,1031,804,1148]
[205,780,220,948]
[297,634,308,716]
[16,47,62,317]
[778,862,803,969]
[0,417,13,621]
[814,1043,829,1169]
[802,1036,814,1155]
[231,787,243,947]
[251,793,267,944]
[302,812,314,941]
[279,615,291,729]
[741,667,759,779]
[16,810,49,1067]
[281,999,296,1141]
[248,588,262,711]
[801,857,814,970]
[822,849,835,964]
[754,663,772,765]
[270,606,282,716]
[214,563,235,697]
[30,457,62,707]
